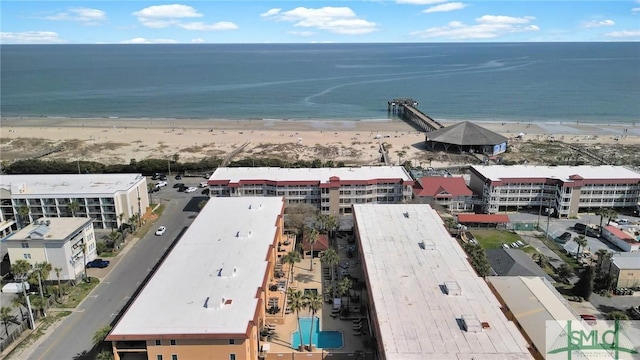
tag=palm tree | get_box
[595,208,607,229]
[31,262,52,296]
[320,248,339,282]
[283,251,301,283]
[17,204,30,228]
[11,260,32,281]
[92,324,112,348]
[68,200,80,217]
[30,295,47,318]
[287,288,306,351]
[96,351,114,360]
[0,306,13,339]
[107,230,119,249]
[304,227,319,271]
[338,276,353,308]
[54,267,63,298]
[605,208,618,225]
[607,311,630,321]
[80,243,88,282]
[304,293,323,351]
[574,235,588,260]
[324,215,339,240]
[118,213,125,238]
[534,253,549,269]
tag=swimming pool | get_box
[291,316,343,349]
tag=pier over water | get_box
[388,98,445,132]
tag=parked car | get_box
[574,223,599,238]
[155,226,167,236]
[175,174,183,180]
[156,181,168,188]
[580,314,597,325]
[173,183,185,188]
[185,187,197,193]
[502,244,510,249]
[617,219,630,225]
[201,188,210,195]
[559,232,572,241]
[200,182,209,188]
[86,259,110,268]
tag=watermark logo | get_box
[546,320,640,359]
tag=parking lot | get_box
[508,212,640,257]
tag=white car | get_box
[199,182,208,188]
[185,187,197,193]
[156,181,168,188]
[155,226,167,236]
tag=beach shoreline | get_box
[1,116,639,168]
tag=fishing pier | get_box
[388,98,445,132]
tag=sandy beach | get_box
[1,117,639,168]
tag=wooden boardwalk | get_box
[388,98,444,132]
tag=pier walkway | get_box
[388,98,444,132]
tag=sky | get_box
[1,1,639,44]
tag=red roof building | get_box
[413,177,475,212]
[601,226,640,252]
[457,214,510,227]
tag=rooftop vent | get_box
[461,315,482,333]
[403,212,410,218]
[444,281,462,296]
[419,240,436,250]
[45,220,51,226]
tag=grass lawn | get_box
[539,236,581,269]
[55,277,100,308]
[471,229,522,249]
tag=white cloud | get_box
[45,7,106,25]
[605,30,640,38]
[133,4,202,19]
[288,30,314,37]
[410,15,539,40]
[121,37,178,44]
[396,0,446,4]
[132,4,237,31]
[584,19,615,28]
[0,31,65,44]
[191,38,205,43]
[423,2,467,13]
[261,8,281,17]
[632,7,640,13]
[262,6,378,35]
[178,21,238,31]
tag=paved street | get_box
[13,175,205,360]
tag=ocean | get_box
[1,42,639,124]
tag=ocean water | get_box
[1,43,639,123]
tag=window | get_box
[229,355,236,360]
[157,356,163,360]
[171,355,178,360]
[229,339,235,345]
[155,340,161,346]
[23,254,31,259]
[21,242,29,248]
[170,340,176,346]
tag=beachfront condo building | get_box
[5,217,97,282]
[107,197,285,360]
[469,165,640,218]
[352,204,532,360]
[207,166,414,216]
[0,174,149,230]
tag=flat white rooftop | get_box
[613,253,640,270]
[353,204,532,360]
[488,276,584,357]
[472,165,640,182]
[7,217,92,241]
[109,197,284,338]
[209,166,412,183]
[0,174,145,196]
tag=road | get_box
[21,176,204,360]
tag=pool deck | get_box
[261,231,371,356]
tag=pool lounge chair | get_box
[353,331,364,336]
[353,325,363,330]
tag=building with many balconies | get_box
[469,165,640,218]
[207,167,414,216]
[0,174,149,230]
[5,217,97,282]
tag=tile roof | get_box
[414,176,473,197]
[486,249,553,281]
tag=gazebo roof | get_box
[425,121,507,146]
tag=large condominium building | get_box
[352,204,532,360]
[469,165,640,218]
[208,167,414,215]
[0,174,149,230]
[5,217,97,281]
[107,197,285,360]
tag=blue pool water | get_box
[291,316,343,349]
